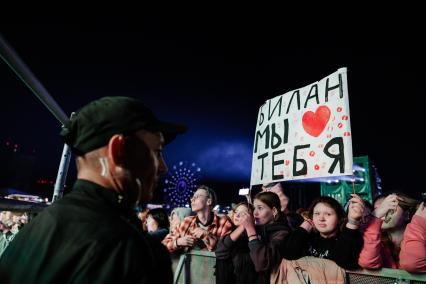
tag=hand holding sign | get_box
[347,194,365,221]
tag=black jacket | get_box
[216,230,258,284]
[282,226,363,269]
[248,219,290,284]
[0,179,172,284]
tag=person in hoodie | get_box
[239,191,291,284]
[146,208,170,242]
[282,195,364,270]
[215,202,258,284]
[169,207,192,232]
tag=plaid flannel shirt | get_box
[162,213,232,252]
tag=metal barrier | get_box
[172,250,426,284]
[173,250,217,284]
[347,268,426,284]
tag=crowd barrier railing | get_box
[172,250,426,284]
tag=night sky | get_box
[1,23,424,204]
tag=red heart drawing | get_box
[302,105,331,137]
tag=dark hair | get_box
[197,185,217,208]
[147,208,169,229]
[363,200,374,212]
[308,196,345,228]
[254,191,283,221]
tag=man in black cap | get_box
[0,96,186,284]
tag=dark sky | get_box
[0,23,425,201]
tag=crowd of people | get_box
[122,181,426,283]
[0,96,424,283]
[0,211,28,257]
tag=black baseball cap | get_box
[60,96,187,155]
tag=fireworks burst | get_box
[163,161,202,209]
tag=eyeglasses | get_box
[191,194,209,200]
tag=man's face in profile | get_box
[123,130,168,204]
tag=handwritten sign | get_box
[250,68,353,186]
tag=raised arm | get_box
[358,194,399,269]
[400,203,426,273]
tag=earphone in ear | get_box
[99,157,109,177]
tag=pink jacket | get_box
[358,215,426,273]
[358,217,397,269]
[400,215,426,273]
